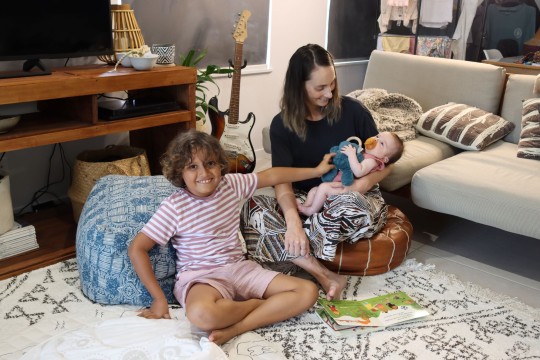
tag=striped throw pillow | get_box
[518,99,540,161]
[416,103,515,150]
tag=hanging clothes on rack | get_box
[451,0,484,60]
[378,0,419,34]
[419,0,454,28]
[387,0,410,6]
[485,3,536,54]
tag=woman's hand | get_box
[284,220,310,257]
[315,153,335,176]
[138,298,171,319]
[275,183,311,257]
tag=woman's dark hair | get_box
[160,130,229,187]
[280,43,341,140]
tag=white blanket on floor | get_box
[20,317,228,360]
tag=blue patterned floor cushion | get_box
[76,175,178,306]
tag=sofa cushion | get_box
[379,135,458,192]
[363,50,506,114]
[347,88,423,141]
[518,98,540,160]
[416,103,514,150]
[500,74,539,144]
[411,141,540,240]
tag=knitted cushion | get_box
[76,175,177,306]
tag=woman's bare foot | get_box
[320,272,348,300]
[293,256,348,300]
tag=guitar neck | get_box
[229,41,243,125]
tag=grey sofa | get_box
[263,50,540,240]
[363,50,539,240]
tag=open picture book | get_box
[317,291,429,334]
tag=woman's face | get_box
[182,149,222,197]
[305,65,336,110]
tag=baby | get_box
[298,131,404,216]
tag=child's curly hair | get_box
[160,130,229,187]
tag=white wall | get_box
[0,0,367,210]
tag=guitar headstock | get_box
[233,10,251,44]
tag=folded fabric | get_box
[416,103,515,150]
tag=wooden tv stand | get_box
[0,64,196,280]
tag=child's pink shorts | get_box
[173,260,279,308]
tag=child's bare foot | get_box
[208,324,240,345]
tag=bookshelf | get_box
[0,64,196,279]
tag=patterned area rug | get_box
[1,258,539,359]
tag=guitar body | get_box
[209,96,256,174]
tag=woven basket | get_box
[68,145,151,222]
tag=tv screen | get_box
[0,0,113,77]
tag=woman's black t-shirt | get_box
[270,96,378,192]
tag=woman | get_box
[241,44,391,300]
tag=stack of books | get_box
[0,221,39,260]
[316,291,430,337]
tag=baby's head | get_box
[160,130,229,188]
[365,131,404,164]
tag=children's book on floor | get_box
[317,291,429,329]
[315,309,385,338]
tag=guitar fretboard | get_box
[228,41,243,125]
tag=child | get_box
[128,130,335,345]
[298,131,403,216]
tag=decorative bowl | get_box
[0,115,21,134]
[116,52,132,67]
[129,54,159,71]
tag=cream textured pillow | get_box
[518,98,540,160]
[348,88,422,141]
[416,103,515,150]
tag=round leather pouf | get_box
[320,206,413,276]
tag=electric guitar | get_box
[209,10,256,174]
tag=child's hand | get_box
[138,298,171,319]
[340,144,357,157]
[316,153,335,175]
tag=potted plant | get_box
[179,49,234,126]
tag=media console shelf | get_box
[0,64,196,279]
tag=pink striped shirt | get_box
[141,173,258,274]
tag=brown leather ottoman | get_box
[320,205,413,276]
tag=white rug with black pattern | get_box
[1,258,539,360]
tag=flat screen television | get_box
[0,0,114,79]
